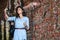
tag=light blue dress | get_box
[7,16,29,40]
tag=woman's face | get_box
[17,8,23,15]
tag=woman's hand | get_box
[23,22,27,27]
[23,22,29,30]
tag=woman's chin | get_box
[18,13,21,14]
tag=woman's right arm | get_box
[4,8,9,20]
[4,8,15,21]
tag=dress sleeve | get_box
[7,16,16,21]
[26,17,29,29]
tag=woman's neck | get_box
[19,14,23,19]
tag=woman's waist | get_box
[15,27,26,30]
[15,28,25,29]
[15,26,25,28]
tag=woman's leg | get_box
[18,30,27,40]
[13,30,18,40]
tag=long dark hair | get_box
[16,6,26,18]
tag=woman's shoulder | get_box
[24,16,29,21]
[7,16,16,21]
[9,16,16,19]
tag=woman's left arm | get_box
[26,17,29,30]
[23,17,29,30]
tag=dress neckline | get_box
[18,16,25,19]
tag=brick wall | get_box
[0,0,60,40]
[23,0,60,40]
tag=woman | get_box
[4,6,29,40]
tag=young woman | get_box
[4,6,29,40]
